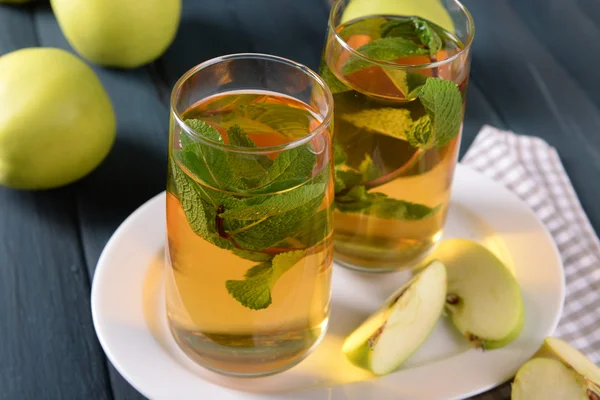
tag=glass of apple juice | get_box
[165,54,335,377]
[320,0,474,271]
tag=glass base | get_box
[334,242,437,273]
[170,318,329,378]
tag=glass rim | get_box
[170,53,334,155]
[329,0,475,70]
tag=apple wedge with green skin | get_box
[512,358,591,400]
[429,239,524,349]
[342,260,446,375]
[535,337,600,397]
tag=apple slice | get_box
[342,260,446,375]
[535,337,600,396]
[429,239,524,349]
[512,358,590,400]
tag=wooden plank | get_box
[33,4,168,399]
[507,0,600,110]
[0,5,113,400]
[158,0,329,87]
[462,0,600,235]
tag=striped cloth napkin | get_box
[461,125,600,399]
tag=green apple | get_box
[342,260,446,375]
[0,48,115,189]
[430,239,524,349]
[51,0,181,68]
[341,0,455,33]
[512,358,591,400]
[535,337,600,396]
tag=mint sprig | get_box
[342,37,429,75]
[225,250,307,310]
[336,186,439,220]
[332,144,439,220]
[172,120,330,310]
[381,17,442,57]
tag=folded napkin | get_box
[461,125,600,399]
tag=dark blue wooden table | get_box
[1,1,598,399]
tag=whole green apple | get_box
[0,48,115,189]
[51,0,181,68]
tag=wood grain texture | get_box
[507,0,600,110]
[463,0,600,236]
[0,6,113,400]
[30,4,167,400]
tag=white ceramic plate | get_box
[91,164,564,400]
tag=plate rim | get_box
[91,163,565,400]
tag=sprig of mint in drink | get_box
[332,142,439,219]
[171,120,331,310]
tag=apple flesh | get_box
[428,239,524,349]
[512,358,590,400]
[535,337,600,397]
[342,260,446,375]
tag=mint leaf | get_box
[257,145,316,188]
[226,124,272,187]
[223,183,325,250]
[359,155,379,181]
[335,186,372,212]
[413,18,442,56]
[342,37,429,75]
[221,184,325,220]
[339,78,462,150]
[225,250,307,310]
[231,249,273,262]
[340,108,413,141]
[238,103,312,139]
[367,194,439,220]
[333,140,348,166]
[200,103,312,139]
[336,169,363,193]
[170,158,234,250]
[381,17,442,56]
[180,119,234,191]
[381,19,419,40]
[319,58,350,95]
[405,115,434,149]
[335,185,438,220]
[417,78,463,148]
[225,262,274,310]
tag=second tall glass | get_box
[320,0,474,271]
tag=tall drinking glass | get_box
[320,0,474,271]
[166,54,334,376]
